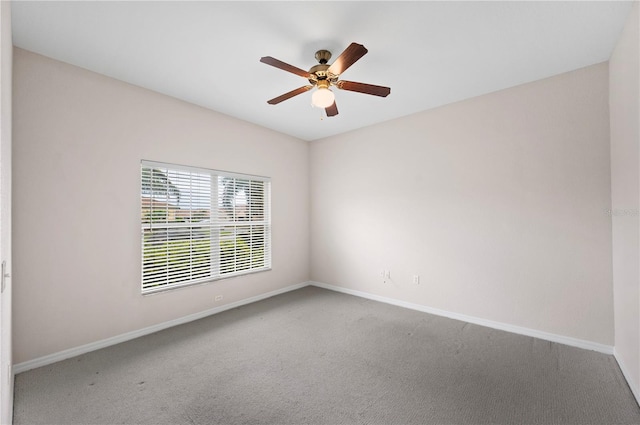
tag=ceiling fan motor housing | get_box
[309,50,338,85]
[308,64,331,84]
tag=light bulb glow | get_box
[311,87,335,108]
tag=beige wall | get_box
[610,2,640,395]
[310,63,613,345]
[12,48,310,364]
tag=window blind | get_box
[141,161,271,294]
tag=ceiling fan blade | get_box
[336,80,391,97]
[327,43,368,76]
[267,85,313,105]
[260,56,311,79]
[325,101,339,117]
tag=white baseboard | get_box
[13,281,311,375]
[15,280,617,375]
[614,349,640,406]
[310,281,614,355]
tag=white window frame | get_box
[141,160,271,294]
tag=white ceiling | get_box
[11,1,634,141]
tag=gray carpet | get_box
[13,286,640,424]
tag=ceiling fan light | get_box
[311,87,335,108]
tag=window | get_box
[141,160,271,294]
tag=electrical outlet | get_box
[381,269,390,284]
[413,275,420,285]
[215,295,223,302]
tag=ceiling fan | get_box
[260,42,391,117]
